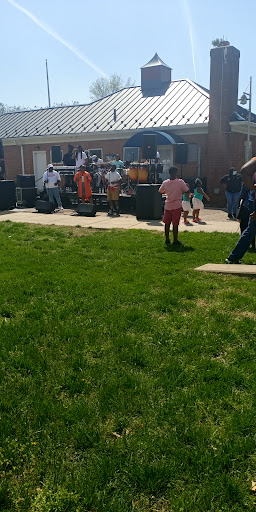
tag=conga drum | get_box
[128,165,138,182]
[138,164,149,183]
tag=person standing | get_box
[192,178,210,222]
[73,146,88,170]
[182,183,192,225]
[110,154,124,174]
[159,166,189,245]
[63,145,76,166]
[43,164,63,210]
[106,164,121,216]
[74,165,93,204]
[221,167,242,219]
[225,157,256,263]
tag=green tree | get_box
[89,74,135,101]
[212,38,230,47]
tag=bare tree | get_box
[89,74,135,101]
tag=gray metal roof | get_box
[0,79,209,139]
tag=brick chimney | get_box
[207,44,240,202]
[209,44,240,133]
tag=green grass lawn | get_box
[1,221,256,512]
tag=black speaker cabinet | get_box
[77,203,96,216]
[35,200,55,213]
[142,134,157,160]
[51,145,62,163]
[136,184,163,220]
[16,187,37,207]
[175,144,188,164]
[0,180,16,210]
[16,174,35,188]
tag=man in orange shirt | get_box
[74,165,93,204]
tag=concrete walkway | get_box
[0,207,242,234]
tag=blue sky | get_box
[1,0,256,113]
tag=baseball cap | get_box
[47,164,54,170]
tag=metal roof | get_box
[0,79,210,139]
[141,53,171,69]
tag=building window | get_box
[50,149,63,164]
[88,148,103,159]
[123,147,139,163]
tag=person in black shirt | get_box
[63,145,76,166]
[220,168,242,219]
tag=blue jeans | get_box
[225,191,240,215]
[47,187,62,208]
[228,215,256,261]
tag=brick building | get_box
[0,44,255,203]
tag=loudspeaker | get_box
[77,203,96,216]
[0,181,16,210]
[175,144,188,164]
[35,200,55,213]
[142,134,157,160]
[136,184,163,220]
[16,174,35,188]
[16,187,37,207]
[51,145,62,163]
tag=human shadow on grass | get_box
[165,244,194,253]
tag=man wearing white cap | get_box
[43,164,63,210]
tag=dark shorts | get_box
[163,207,182,226]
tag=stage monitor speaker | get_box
[136,184,163,220]
[77,203,96,216]
[175,144,188,164]
[51,145,62,163]
[16,174,35,188]
[142,134,157,160]
[16,187,37,207]
[35,199,55,213]
[0,180,16,210]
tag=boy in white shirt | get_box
[106,164,121,216]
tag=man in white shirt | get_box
[43,164,63,210]
[106,164,121,216]
[73,146,89,169]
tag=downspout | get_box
[20,144,25,174]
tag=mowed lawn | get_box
[1,221,256,512]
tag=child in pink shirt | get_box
[159,166,189,245]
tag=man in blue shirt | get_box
[226,157,256,263]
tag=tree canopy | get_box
[212,38,230,47]
[89,74,135,101]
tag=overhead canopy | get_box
[124,130,185,147]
